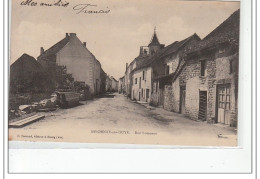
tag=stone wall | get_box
[163,85,174,111]
[172,77,180,112]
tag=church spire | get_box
[148,26,161,47]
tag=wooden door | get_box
[146,89,150,102]
[217,85,231,125]
[198,91,207,121]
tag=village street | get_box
[9,93,237,146]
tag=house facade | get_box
[131,66,152,102]
[37,33,104,96]
[111,77,119,92]
[179,10,239,126]
[130,31,164,102]
[150,33,201,109]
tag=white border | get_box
[2,0,256,177]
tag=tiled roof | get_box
[160,33,200,58]
[188,9,240,54]
[38,36,70,59]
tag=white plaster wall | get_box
[185,76,200,119]
[56,34,99,94]
[131,67,152,102]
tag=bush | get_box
[149,100,158,107]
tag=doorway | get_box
[146,89,150,102]
[217,84,231,125]
[198,91,207,121]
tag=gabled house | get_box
[37,33,104,96]
[179,9,240,126]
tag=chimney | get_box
[66,33,69,37]
[40,47,44,55]
[70,33,76,37]
[139,46,143,56]
[83,42,86,47]
[126,63,128,71]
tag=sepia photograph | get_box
[8,0,240,146]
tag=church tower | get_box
[148,27,164,55]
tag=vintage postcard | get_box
[8,0,240,146]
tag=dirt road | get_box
[9,93,237,146]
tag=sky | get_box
[10,0,240,79]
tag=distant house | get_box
[106,75,112,92]
[110,77,119,92]
[100,68,107,94]
[10,53,52,93]
[118,76,125,94]
[37,33,104,96]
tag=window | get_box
[135,78,137,84]
[143,71,145,80]
[201,60,206,76]
[165,65,170,75]
[139,77,141,89]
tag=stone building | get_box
[37,33,104,96]
[150,9,239,127]
[180,9,239,126]
[150,33,201,108]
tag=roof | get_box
[38,36,70,59]
[10,53,48,82]
[132,33,200,72]
[148,32,161,46]
[160,33,200,58]
[11,53,45,73]
[188,9,240,54]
